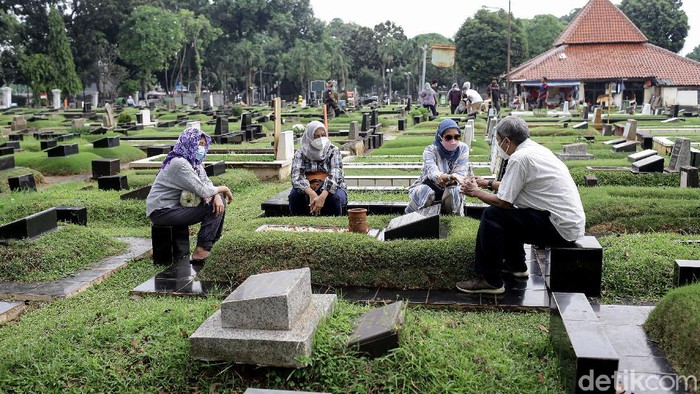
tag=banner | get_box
[431,45,456,68]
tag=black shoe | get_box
[455,276,505,295]
[189,257,206,265]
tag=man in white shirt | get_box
[456,116,586,294]
[461,82,483,114]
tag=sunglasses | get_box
[443,134,461,141]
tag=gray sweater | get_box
[146,157,218,217]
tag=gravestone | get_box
[97,175,128,191]
[584,175,598,187]
[680,166,699,188]
[8,174,36,191]
[398,118,406,131]
[103,103,115,128]
[370,110,378,127]
[56,133,75,142]
[46,144,79,157]
[52,89,61,110]
[1,141,20,150]
[691,148,700,167]
[467,119,475,141]
[622,119,637,140]
[275,131,294,161]
[486,118,498,142]
[582,105,589,120]
[555,143,594,160]
[55,206,87,226]
[92,136,120,148]
[9,134,24,141]
[92,158,120,179]
[0,86,10,108]
[348,121,359,140]
[627,149,657,163]
[0,208,58,240]
[631,155,664,173]
[572,121,588,130]
[120,184,152,200]
[83,102,92,113]
[611,141,637,153]
[381,205,440,241]
[190,267,336,368]
[11,116,27,131]
[146,146,172,157]
[641,103,651,115]
[39,139,58,150]
[661,117,680,123]
[0,156,15,171]
[592,108,602,129]
[204,161,226,177]
[138,109,152,125]
[91,92,99,108]
[186,120,201,130]
[347,301,404,358]
[215,117,229,135]
[361,113,369,132]
[674,260,700,287]
[241,112,252,130]
[0,147,14,156]
[464,123,474,148]
[635,130,653,150]
[665,137,691,172]
[151,225,189,264]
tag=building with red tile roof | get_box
[508,0,700,110]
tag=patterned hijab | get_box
[423,82,436,95]
[300,120,328,161]
[434,119,464,161]
[161,127,211,173]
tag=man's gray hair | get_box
[496,116,530,144]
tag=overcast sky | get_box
[309,0,699,56]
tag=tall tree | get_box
[178,10,221,107]
[523,14,566,58]
[687,45,700,62]
[46,6,82,97]
[620,0,689,53]
[118,5,183,98]
[454,9,528,87]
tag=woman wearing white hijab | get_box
[289,121,348,216]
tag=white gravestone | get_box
[641,103,651,115]
[0,86,11,108]
[52,89,62,110]
[91,92,99,108]
[276,130,294,161]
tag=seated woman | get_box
[406,119,470,215]
[146,127,233,264]
[289,120,348,216]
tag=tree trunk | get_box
[195,40,203,108]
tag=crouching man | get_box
[456,116,585,294]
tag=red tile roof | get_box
[554,0,647,46]
[508,0,700,87]
[509,43,700,86]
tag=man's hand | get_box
[460,177,480,197]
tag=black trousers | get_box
[474,206,573,286]
[149,194,226,250]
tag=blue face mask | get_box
[196,146,206,161]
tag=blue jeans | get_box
[288,188,348,216]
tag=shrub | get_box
[231,105,244,117]
[645,283,700,380]
[116,112,133,124]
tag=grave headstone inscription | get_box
[381,205,440,241]
[347,301,404,358]
[665,137,691,172]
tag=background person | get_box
[536,77,549,109]
[456,116,585,294]
[461,82,483,115]
[406,119,470,215]
[486,77,501,114]
[146,127,233,264]
[324,81,340,117]
[289,121,348,216]
[448,83,462,114]
[420,82,438,117]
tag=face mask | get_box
[497,138,510,159]
[311,137,329,151]
[441,138,460,152]
[195,146,206,161]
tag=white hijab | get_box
[300,120,329,161]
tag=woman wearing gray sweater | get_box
[146,127,233,264]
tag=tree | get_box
[524,14,566,58]
[620,0,689,53]
[454,9,528,87]
[178,10,221,107]
[687,45,700,62]
[118,6,183,98]
[47,6,82,97]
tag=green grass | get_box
[0,225,126,282]
[645,283,700,381]
[14,150,102,175]
[599,233,700,303]
[0,258,564,393]
[0,167,45,193]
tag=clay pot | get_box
[347,208,368,233]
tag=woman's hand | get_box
[217,186,233,203]
[212,194,226,216]
[309,192,327,215]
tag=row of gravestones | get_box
[0,206,87,240]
